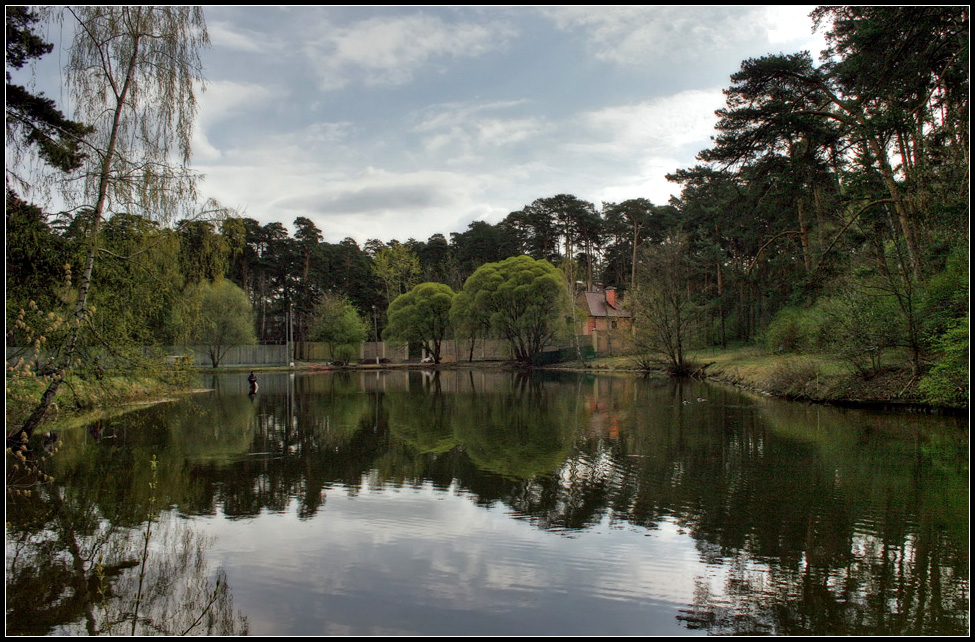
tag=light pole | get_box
[289,302,294,367]
[372,305,378,365]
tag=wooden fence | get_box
[7,334,630,369]
[167,345,290,367]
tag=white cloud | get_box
[201,162,487,243]
[538,6,769,66]
[766,6,818,44]
[208,19,275,53]
[571,89,725,156]
[305,14,516,89]
[474,117,542,147]
[765,6,828,60]
[274,168,468,214]
[193,80,277,162]
[303,121,358,146]
[593,154,689,207]
[198,80,276,122]
[412,101,547,162]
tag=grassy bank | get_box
[5,373,200,430]
[558,346,964,412]
[688,347,927,407]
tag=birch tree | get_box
[10,7,210,444]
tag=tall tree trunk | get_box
[716,260,726,348]
[630,222,640,294]
[12,32,142,445]
[797,199,813,272]
[866,134,921,278]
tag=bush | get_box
[919,317,969,409]
[764,306,826,354]
[814,286,906,378]
[311,293,368,366]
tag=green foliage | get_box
[450,283,491,362]
[764,306,828,354]
[372,243,420,305]
[449,220,520,277]
[5,190,71,316]
[452,255,571,365]
[176,219,230,285]
[600,198,673,292]
[311,293,368,365]
[919,244,969,343]
[918,317,969,408]
[181,280,257,368]
[5,7,94,174]
[87,213,185,346]
[384,282,455,363]
[816,285,906,378]
[915,244,968,407]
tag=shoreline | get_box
[236,353,966,415]
[8,350,965,433]
[537,351,967,416]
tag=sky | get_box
[22,6,828,246]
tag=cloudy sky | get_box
[30,6,828,245]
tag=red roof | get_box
[579,292,630,318]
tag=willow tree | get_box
[452,255,571,365]
[183,280,257,369]
[11,7,210,443]
[384,282,455,364]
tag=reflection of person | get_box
[247,371,258,394]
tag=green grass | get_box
[6,372,198,429]
[565,345,942,407]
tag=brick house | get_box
[577,286,633,340]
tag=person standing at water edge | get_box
[248,371,258,393]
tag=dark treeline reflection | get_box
[8,370,967,635]
[5,466,249,636]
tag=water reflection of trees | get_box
[613,381,969,635]
[180,372,588,519]
[389,372,583,480]
[12,372,967,635]
[5,472,248,635]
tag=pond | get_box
[5,370,969,635]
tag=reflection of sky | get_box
[190,479,714,635]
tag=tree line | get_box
[647,6,968,401]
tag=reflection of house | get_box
[577,286,632,335]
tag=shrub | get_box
[764,306,827,354]
[919,317,969,409]
[815,287,905,377]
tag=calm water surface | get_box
[5,370,969,635]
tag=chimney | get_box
[605,287,617,309]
